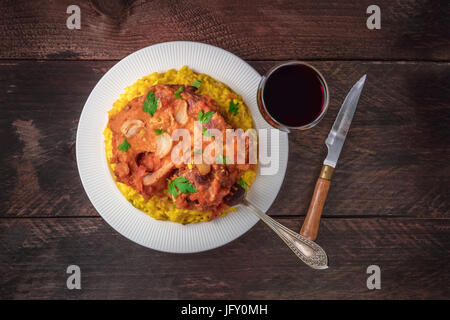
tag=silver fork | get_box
[225,184,328,269]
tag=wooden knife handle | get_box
[300,165,334,241]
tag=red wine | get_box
[262,64,326,127]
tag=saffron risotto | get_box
[104,66,257,224]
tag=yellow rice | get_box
[104,66,257,224]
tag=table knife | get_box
[300,75,367,240]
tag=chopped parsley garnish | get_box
[202,128,213,137]
[192,80,202,88]
[154,129,166,135]
[198,110,215,123]
[174,86,184,99]
[118,137,131,152]
[228,100,239,116]
[216,155,228,164]
[168,177,198,199]
[143,90,159,116]
[194,149,203,155]
[238,177,248,190]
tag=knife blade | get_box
[324,74,366,168]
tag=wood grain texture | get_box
[0,60,448,218]
[0,217,448,299]
[0,0,449,61]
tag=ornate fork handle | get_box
[244,199,328,269]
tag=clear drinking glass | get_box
[257,61,330,132]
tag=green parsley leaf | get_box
[202,128,213,137]
[216,155,228,164]
[168,177,198,199]
[177,179,197,194]
[198,110,215,123]
[143,90,159,116]
[238,177,248,190]
[194,149,203,155]
[174,86,184,99]
[154,129,166,135]
[228,100,239,116]
[118,137,131,152]
[168,180,177,198]
[192,80,202,88]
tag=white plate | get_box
[76,41,288,253]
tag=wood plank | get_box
[1,0,448,61]
[0,217,448,299]
[0,60,448,218]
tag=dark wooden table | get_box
[0,0,449,300]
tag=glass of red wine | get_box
[257,61,329,132]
